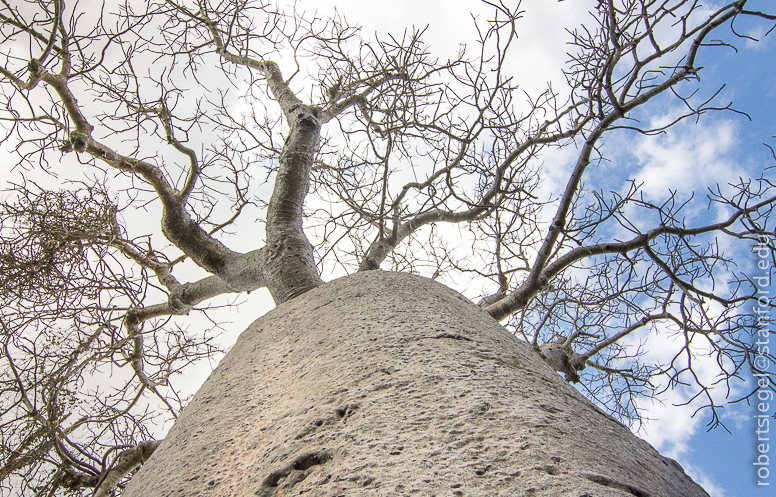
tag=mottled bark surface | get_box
[124,271,707,497]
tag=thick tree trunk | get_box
[124,271,707,496]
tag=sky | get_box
[1,0,775,495]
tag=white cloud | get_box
[631,118,741,199]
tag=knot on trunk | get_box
[538,340,586,383]
[27,58,42,77]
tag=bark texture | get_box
[124,271,707,496]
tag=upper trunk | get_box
[124,271,707,496]
[259,62,323,304]
[261,101,323,303]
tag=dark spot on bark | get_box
[297,114,318,128]
[432,333,472,341]
[334,404,358,419]
[292,450,333,471]
[72,136,86,153]
[261,470,287,488]
[544,465,561,476]
[310,300,334,312]
[260,450,333,489]
[474,465,492,476]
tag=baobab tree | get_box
[1,0,774,495]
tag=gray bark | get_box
[258,61,324,303]
[124,271,707,496]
